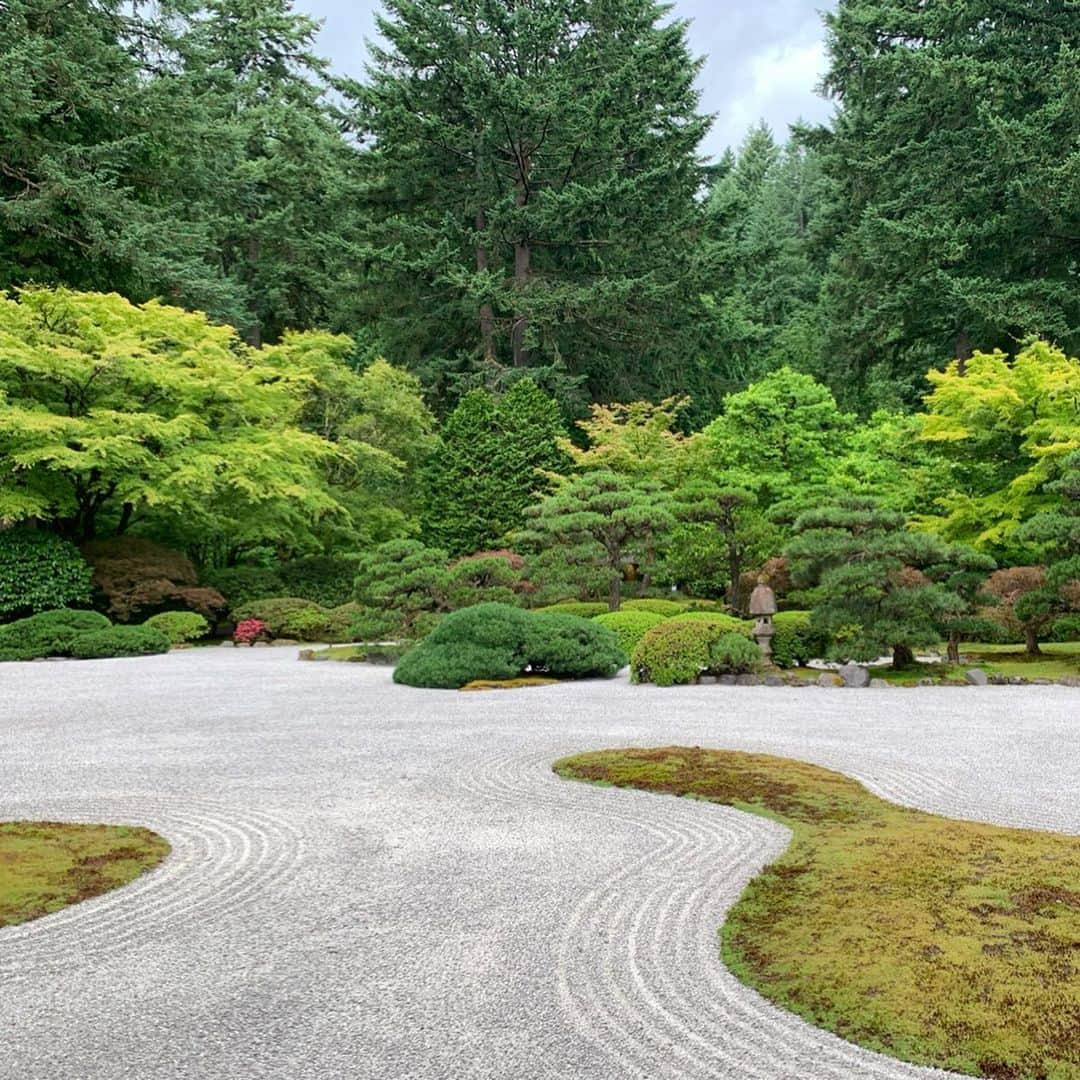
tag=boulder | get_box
[817,672,841,688]
[869,678,890,689]
[964,669,989,686]
[219,640,235,648]
[735,673,760,686]
[839,662,870,688]
[763,674,785,687]
[719,674,737,686]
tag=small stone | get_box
[964,669,989,686]
[917,678,935,687]
[817,672,840,688]
[869,678,890,689]
[719,674,736,686]
[763,674,785,687]
[298,649,315,661]
[839,662,870,688]
[1057,675,1080,687]
[735,673,760,686]
[253,641,271,648]
[219,640,235,647]
[1031,678,1052,685]
[1009,676,1027,685]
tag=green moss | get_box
[0,821,170,928]
[555,747,1080,1080]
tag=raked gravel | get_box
[0,647,1077,1080]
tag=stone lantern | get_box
[749,582,778,662]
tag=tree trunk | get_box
[726,537,742,611]
[245,233,262,348]
[947,631,960,664]
[892,643,915,669]
[1024,626,1042,656]
[116,501,134,536]
[955,330,971,377]
[475,210,496,362]
[511,153,531,368]
[608,573,621,612]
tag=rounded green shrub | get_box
[393,603,623,689]
[324,602,363,643]
[770,610,831,669]
[631,615,760,687]
[0,529,92,621]
[593,610,667,656]
[0,608,111,661]
[668,611,754,636]
[69,624,170,659]
[621,598,687,617]
[709,632,762,674]
[535,601,609,618]
[143,611,210,645]
[231,597,328,640]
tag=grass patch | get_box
[303,643,404,664]
[554,747,1080,1080]
[460,677,560,691]
[0,821,170,928]
[959,642,1079,681]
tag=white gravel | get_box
[0,648,1076,1080]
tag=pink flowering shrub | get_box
[233,617,268,645]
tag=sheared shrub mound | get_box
[144,611,210,645]
[631,614,759,686]
[770,610,830,669]
[69,624,170,659]
[0,529,93,621]
[0,608,111,661]
[82,537,225,622]
[621,598,686,616]
[593,610,667,655]
[535,601,609,618]
[556,747,1080,1080]
[394,602,624,689]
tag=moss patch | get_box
[554,747,1080,1080]
[460,677,560,691]
[0,821,170,928]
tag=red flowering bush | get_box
[233,618,268,646]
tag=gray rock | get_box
[1031,678,1053,685]
[817,672,840,688]
[917,678,935,687]
[735,673,760,687]
[763,674,785,687]
[869,678,890,689]
[1058,675,1080,687]
[839,662,870,688]
[218,640,235,647]
[719,674,736,686]
[252,641,271,648]
[964,668,989,686]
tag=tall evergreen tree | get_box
[813,0,1080,395]
[352,0,712,406]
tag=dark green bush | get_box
[621,598,686,617]
[593,610,667,656]
[0,608,111,661]
[324,602,363,643]
[144,611,209,645]
[231,597,329,640]
[709,632,762,674]
[770,610,830,668]
[279,556,359,608]
[535,601,609,618]
[201,565,285,609]
[0,529,92,621]
[393,603,623,689]
[69,624,170,659]
[631,615,759,687]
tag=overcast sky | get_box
[301,0,837,161]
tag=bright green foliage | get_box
[0,529,91,621]
[668,612,753,635]
[785,496,984,668]
[814,1,1080,394]
[592,610,667,657]
[143,611,210,646]
[68,624,170,659]
[421,381,568,556]
[918,343,1080,555]
[354,0,711,405]
[620,599,686,617]
[556,748,1080,1080]
[392,603,623,689]
[701,368,853,506]
[354,540,523,640]
[230,598,328,641]
[536,602,609,619]
[770,611,830,669]
[0,289,340,546]
[519,471,674,611]
[0,608,111,662]
[631,614,760,686]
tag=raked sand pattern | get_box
[0,648,1076,1079]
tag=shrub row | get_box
[230,597,362,642]
[393,603,625,689]
[0,609,170,662]
[631,614,760,686]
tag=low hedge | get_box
[70,624,170,659]
[394,603,625,689]
[535,601,610,618]
[230,596,363,643]
[593,610,667,656]
[144,611,210,645]
[631,615,762,686]
[621,598,687,617]
[770,610,830,669]
[667,611,754,636]
[0,608,111,661]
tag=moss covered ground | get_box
[0,821,170,928]
[554,747,1080,1080]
